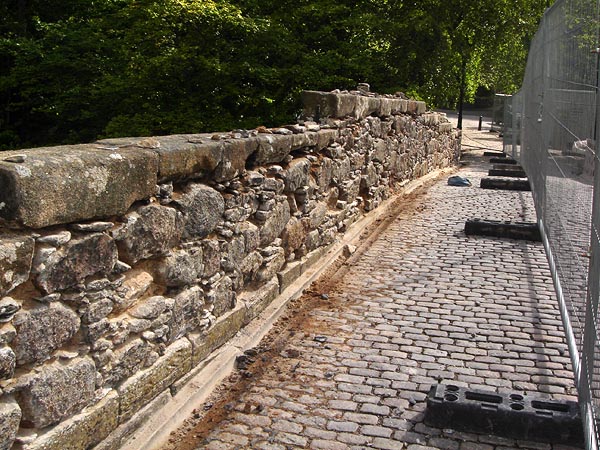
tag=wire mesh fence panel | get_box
[504,0,600,447]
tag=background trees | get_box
[0,0,547,149]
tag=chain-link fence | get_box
[503,0,600,447]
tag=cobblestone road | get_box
[183,125,579,450]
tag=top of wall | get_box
[0,90,438,229]
[301,90,426,120]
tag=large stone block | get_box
[112,269,153,313]
[0,396,21,450]
[116,204,183,265]
[117,338,191,422]
[241,278,280,325]
[0,235,34,297]
[102,339,152,386]
[23,390,118,450]
[277,261,303,293]
[284,158,311,193]
[0,145,158,228]
[208,276,234,318]
[301,91,356,119]
[256,248,285,282]
[188,305,245,365]
[252,134,294,165]
[215,139,259,182]
[98,134,222,182]
[16,358,96,428]
[316,129,338,151]
[175,183,224,240]
[12,303,80,366]
[34,233,118,294]
[259,201,291,246]
[282,217,307,254]
[100,135,224,182]
[156,246,203,287]
[168,286,204,342]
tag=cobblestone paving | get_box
[196,129,580,450]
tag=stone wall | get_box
[0,90,459,450]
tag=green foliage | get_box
[0,0,546,149]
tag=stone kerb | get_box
[0,90,458,450]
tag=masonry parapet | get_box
[0,90,459,450]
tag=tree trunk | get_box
[457,58,467,130]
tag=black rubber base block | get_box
[490,157,517,164]
[480,177,531,191]
[425,383,583,447]
[465,219,541,241]
[488,168,527,177]
[483,151,507,157]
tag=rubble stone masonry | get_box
[0,90,459,450]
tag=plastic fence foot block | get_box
[480,177,531,191]
[488,168,527,177]
[424,383,583,447]
[464,219,541,241]
[490,157,517,164]
[483,151,507,157]
[492,163,522,171]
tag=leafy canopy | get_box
[0,0,546,149]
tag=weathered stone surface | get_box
[301,91,356,119]
[102,339,152,386]
[282,217,308,254]
[12,303,80,365]
[208,276,235,318]
[16,358,96,428]
[284,158,311,193]
[257,248,286,282]
[239,222,260,253]
[316,129,338,151]
[118,338,191,422]
[36,231,72,247]
[129,296,172,320]
[0,235,34,297]
[313,157,333,194]
[98,135,223,182]
[93,390,170,450]
[0,297,21,324]
[202,240,221,278]
[260,201,291,246]
[168,286,204,342]
[116,204,183,265]
[189,306,245,365]
[0,396,21,450]
[241,278,280,325]
[215,139,258,182]
[0,89,463,449]
[277,261,303,293]
[0,346,16,379]
[176,184,224,240]
[80,298,113,324]
[34,233,117,294]
[0,322,16,346]
[22,390,118,450]
[112,270,153,313]
[0,145,158,228]
[240,251,263,279]
[156,246,203,287]
[221,235,245,272]
[253,134,294,165]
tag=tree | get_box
[0,0,547,149]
